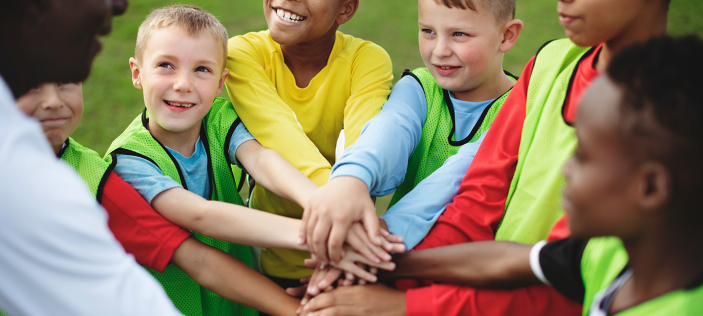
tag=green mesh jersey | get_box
[389,67,516,207]
[581,237,703,315]
[495,39,593,243]
[58,137,115,202]
[106,97,257,316]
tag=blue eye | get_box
[453,32,467,37]
[195,66,211,73]
[158,62,173,69]
[421,28,435,35]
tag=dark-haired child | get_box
[225,0,394,285]
[359,35,703,316]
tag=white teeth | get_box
[166,101,194,108]
[275,8,306,22]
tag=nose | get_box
[173,72,193,94]
[40,85,63,110]
[112,0,128,16]
[434,37,453,59]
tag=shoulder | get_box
[228,30,277,58]
[335,32,391,66]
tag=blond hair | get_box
[434,0,516,23]
[135,5,228,72]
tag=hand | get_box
[303,283,406,316]
[300,176,381,264]
[345,223,406,264]
[305,245,394,293]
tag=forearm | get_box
[380,241,537,288]
[173,238,300,316]
[247,148,319,208]
[153,189,307,251]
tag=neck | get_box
[452,64,514,102]
[147,119,201,157]
[280,25,338,88]
[53,143,62,156]
[596,7,668,73]
[618,223,703,310]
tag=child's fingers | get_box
[298,208,310,245]
[310,217,332,263]
[361,209,382,246]
[327,222,350,264]
[305,214,320,257]
[303,258,319,269]
[382,230,404,243]
[345,228,382,263]
[316,267,342,290]
[340,247,395,271]
[340,263,377,283]
[285,284,308,298]
[300,275,312,284]
[352,223,391,261]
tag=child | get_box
[225,0,394,285]
[302,0,523,265]
[303,0,672,314]
[109,5,401,316]
[14,82,301,315]
[350,36,703,316]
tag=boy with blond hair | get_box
[302,0,522,277]
[225,0,394,286]
[108,5,400,315]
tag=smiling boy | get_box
[108,5,398,315]
[303,0,523,269]
[225,0,393,286]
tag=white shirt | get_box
[0,77,182,316]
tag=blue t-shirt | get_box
[114,122,255,203]
[331,75,496,249]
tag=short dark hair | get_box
[608,35,703,213]
[433,0,516,22]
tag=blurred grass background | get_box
[78,0,703,209]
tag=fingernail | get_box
[297,237,304,245]
[377,236,383,244]
[311,253,317,260]
[320,262,326,269]
[374,257,380,263]
[371,275,378,282]
[318,280,327,288]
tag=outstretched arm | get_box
[381,241,539,288]
[152,187,307,251]
[236,139,319,210]
[172,237,300,316]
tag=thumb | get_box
[298,207,310,245]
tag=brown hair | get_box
[433,0,516,23]
[134,5,228,72]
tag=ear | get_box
[499,19,523,53]
[636,161,672,213]
[129,57,142,89]
[336,0,359,26]
[216,69,230,97]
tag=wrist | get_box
[332,176,369,193]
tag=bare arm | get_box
[152,187,306,251]
[172,237,300,316]
[236,139,319,209]
[379,241,540,288]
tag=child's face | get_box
[557,0,651,47]
[16,83,84,151]
[130,26,229,134]
[264,0,347,46]
[561,76,644,239]
[418,0,507,99]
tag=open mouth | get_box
[164,100,195,108]
[437,66,459,70]
[274,7,307,23]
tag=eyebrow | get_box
[154,54,218,67]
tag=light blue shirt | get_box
[331,75,494,249]
[114,122,255,203]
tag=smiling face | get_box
[418,0,508,101]
[561,77,645,239]
[130,26,229,136]
[263,0,354,46]
[16,83,84,154]
[556,0,653,47]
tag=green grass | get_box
[76,1,702,208]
